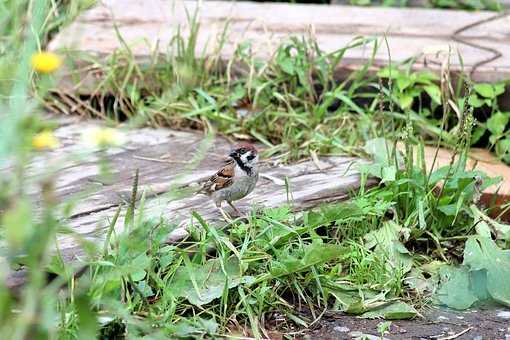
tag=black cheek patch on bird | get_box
[247,154,255,161]
[233,156,253,176]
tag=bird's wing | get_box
[200,159,235,194]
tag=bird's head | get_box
[229,143,258,168]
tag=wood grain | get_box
[11,115,376,263]
[49,0,510,83]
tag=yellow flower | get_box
[32,131,60,150]
[31,52,62,74]
[82,127,126,148]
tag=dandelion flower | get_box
[82,127,126,148]
[32,131,60,150]
[31,52,62,74]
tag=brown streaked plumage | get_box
[200,159,235,194]
[197,143,259,219]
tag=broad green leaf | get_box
[424,85,442,104]
[494,83,506,96]
[168,258,254,306]
[381,165,397,183]
[398,93,413,109]
[168,317,218,338]
[470,269,490,301]
[132,253,150,271]
[489,134,499,145]
[468,94,485,108]
[359,163,383,180]
[436,266,478,310]
[264,206,291,221]
[364,220,401,249]
[471,126,486,145]
[415,71,439,84]
[437,203,459,216]
[329,284,416,319]
[364,220,413,273]
[377,66,400,79]
[329,287,359,311]
[486,112,509,136]
[361,301,417,319]
[343,292,388,315]
[463,237,510,307]
[364,138,403,167]
[438,236,510,309]
[278,56,295,75]
[396,76,412,91]
[471,205,510,241]
[229,84,246,104]
[474,83,496,98]
[131,270,146,282]
[276,49,295,75]
[270,242,346,277]
[496,138,510,157]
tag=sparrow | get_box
[198,143,259,220]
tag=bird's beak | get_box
[229,150,238,158]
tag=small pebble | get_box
[473,336,483,340]
[497,311,510,319]
[505,335,510,340]
[334,326,350,333]
[456,316,464,319]
[349,331,363,337]
[437,315,449,321]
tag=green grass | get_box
[49,21,510,164]
[1,0,510,339]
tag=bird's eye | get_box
[239,148,246,153]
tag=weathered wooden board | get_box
[332,0,510,8]
[49,0,510,83]
[13,115,373,264]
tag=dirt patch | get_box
[301,306,510,339]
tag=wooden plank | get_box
[49,0,510,83]
[12,115,374,263]
[332,0,510,9]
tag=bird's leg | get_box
[227,201,242,217]
[216,202,232,221]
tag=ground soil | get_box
[301,306,510,340]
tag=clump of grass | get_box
[48,10,510,165]
[77,120,504,336]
